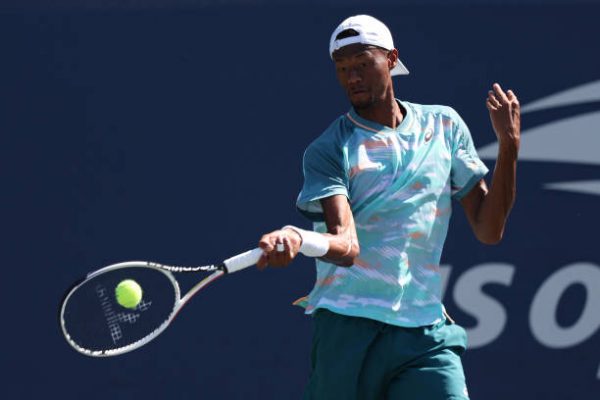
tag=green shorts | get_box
[303,309,470,400]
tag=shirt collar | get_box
[347,99,414,134]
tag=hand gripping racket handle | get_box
[223,248,264,274]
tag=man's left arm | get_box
[460,83,521,244]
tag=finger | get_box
[269,232,283,252]
[278,237,291,266]
[269,253,285,268]
[266,238,282,267]
[507,89,520,107]
[487,91,501,108]
[259,234,275,252]
[270,235,284,266]
[276,233,285,253]
[270,234,294,267]
[486,99,497,111]
[259,241,274,252]
[493,83,509,104]
[256,253,269,270]
[284,235,293,260]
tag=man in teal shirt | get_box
[257,15,521,400]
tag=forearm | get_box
[282,222,359,267]
[297,194,359,267]
[474,143,518,243]
[319,218,360,267]
[258,195,359,269]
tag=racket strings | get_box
[62,264,179,355]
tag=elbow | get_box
[478,236,502,245]
[476,230,504,245]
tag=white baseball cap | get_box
[329,15,409,76]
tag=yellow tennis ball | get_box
[115,279,143,309]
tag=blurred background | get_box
[2,0,599,398]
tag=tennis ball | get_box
[115,279,143,309]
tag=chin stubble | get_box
[350,96,376,110]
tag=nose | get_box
[347,68,361,85]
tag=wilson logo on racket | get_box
[95,284,152,344]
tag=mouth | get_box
[349,88,368,96]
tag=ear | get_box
[387,49,399,71]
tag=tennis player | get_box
[257,15,520,399]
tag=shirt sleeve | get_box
[450,109,489,200]
[296,139,349,221]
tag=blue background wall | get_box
[2,1,599,399]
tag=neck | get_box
[355,87,404,129]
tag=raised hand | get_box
[486,83,521,152]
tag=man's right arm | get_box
[317,194,359,266]
[257,194,359,268]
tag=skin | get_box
[257,43,520,268]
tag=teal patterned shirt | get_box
[296,100,488,327]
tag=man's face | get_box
[332,43,394,110]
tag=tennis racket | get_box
[59,247,263,357]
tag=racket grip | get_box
[223,248,264,274]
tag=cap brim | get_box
[391,59,409,76]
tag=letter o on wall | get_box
[530,263,600,348]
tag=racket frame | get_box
[60,261,224,357]
[60,248,262,357]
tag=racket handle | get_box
[223,248,264,274]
